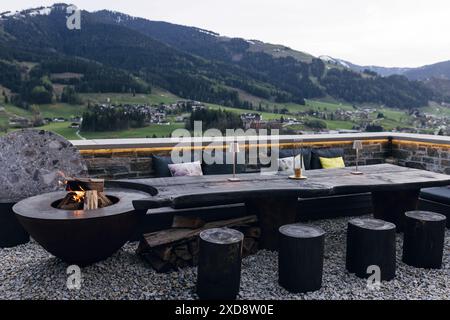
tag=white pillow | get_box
[278,155,305,173]
[168,161,203,177]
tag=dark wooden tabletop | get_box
[130,164,450,210]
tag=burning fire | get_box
[71,190,86,203]
[58,172,87,203]
[56,174,112,211]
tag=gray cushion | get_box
[203,163,246,175]
[202,151,246,175]
[420,187,450,206]
[152,155,173,177]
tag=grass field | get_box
[207,103,283,120]
[80,88,179,106]
[0,87,423,140]
[304,99,355,112]
[38,104,87,118]
[422,104,450,117]
[79,123,184,139]
[39,122,80,140]
[0,122,184,140]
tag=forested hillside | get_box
[0,4,438,110]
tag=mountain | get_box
[319,56,411,77]
[0,3,436,109]
[422,77,450,102]
[323,56,450,102]
[93,10,316,64]
[325,55,450,81]
[403,60,450,81]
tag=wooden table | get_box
[130,164,450,250]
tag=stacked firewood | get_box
[137,215,260,273]
[57,177,113,211]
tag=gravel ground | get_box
[0,215,448,300]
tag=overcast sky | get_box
[3,0,450,67]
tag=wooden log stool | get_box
[346,218,396,281]
[278,223,326,293]
[197,228,244,300]
[403,211,447,269]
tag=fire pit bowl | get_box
[13,189,148,266]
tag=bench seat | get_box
[420,187,450,205]
[419,187,450,228]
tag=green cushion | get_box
[311,148,344,169]
[319,156,345,169]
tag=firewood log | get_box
[172,216,205,229]
[66,177,105,193]
[84,190,98,210]
[188,239,200,256]
[245,227,261,239]
[141,253,171,273]
[174,244,192,261]
[243,238,256,254]
[97,192,113,208]
[154,246,173,262]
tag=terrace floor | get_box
[1,215,448,300]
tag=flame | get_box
[70,186,86,203]
[72,191,85,203]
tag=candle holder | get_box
[289,138,307,180]
[228,142,241,182]
[351,140,364,175]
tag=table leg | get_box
[371,189,420,232]
[246,196,298,251]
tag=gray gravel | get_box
[1,215,448,300]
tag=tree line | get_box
[80,106,146,132]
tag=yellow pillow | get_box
[319,156,345,169]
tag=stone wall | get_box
[392,142,450,175]
[81,140,391,179]
[82,149,161,179]
[306,140,390,168]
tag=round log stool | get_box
[403,211,447,269]
[346,218,396,281]
[278,224,326,293]
[197,228,244,300]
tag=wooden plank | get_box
[142,215,257,248]
[172,215,205,229]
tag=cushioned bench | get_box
[152,147,346,177]
[419,187,450,228]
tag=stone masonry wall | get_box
[81,141,391,179]
[392,142,450,175]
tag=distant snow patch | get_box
[197,29,219,37]
[339,60,350,68]
[1,6,53,19]
[29,7,52,16]
[319,55,335,63]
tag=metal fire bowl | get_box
[13,189,148,266]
